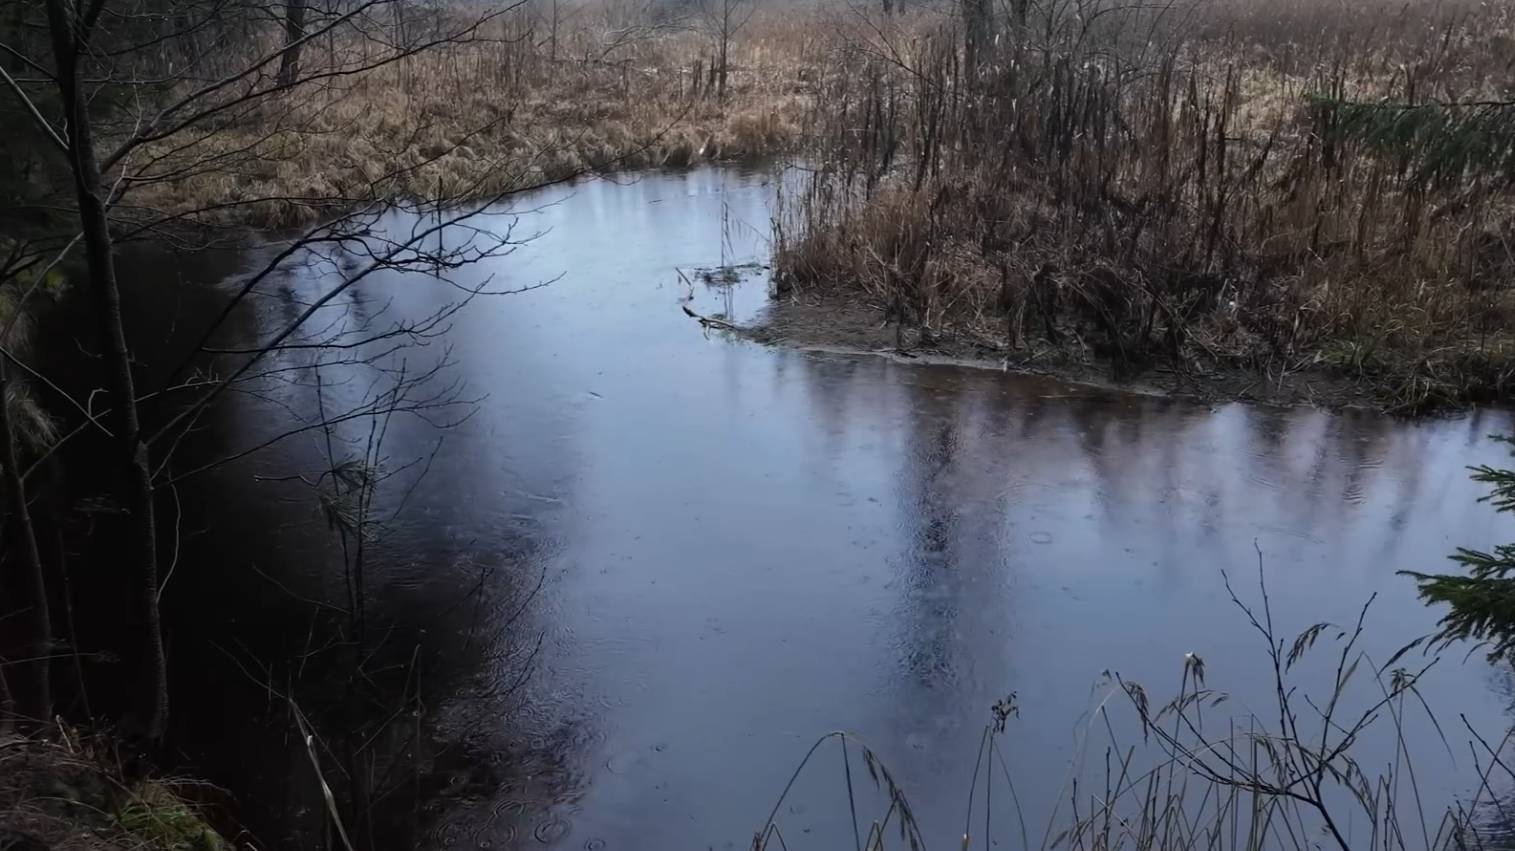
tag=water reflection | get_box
[94,166,1515,850]
[761,352,1515,850]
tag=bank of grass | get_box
[0,729,231,851]
[772,0,1515,411]
[126,9,823,230]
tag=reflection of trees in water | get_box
[423,704,590,850]
[798,353,866,465]
[880,381,974,779]
[897,405,963,686]
[1466,666,1515,848]
[784,351,1513,824]
[167,467,566,851]
[832,366,1026,776]
[195,453,577,849]
[56,242,591,851]
[370,546,587,851]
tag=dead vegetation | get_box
[32,0,1515,408]
[772,0,1515,410]
[0,731,231,851]
[123,2,822,229]
[752,572,1511,851]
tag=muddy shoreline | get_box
[740,293,1432,413]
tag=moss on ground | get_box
[1,733,230,851]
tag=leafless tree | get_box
[0,0,582,740]
[695,0,756,100]
[278,0,310,85]
[962,0,990,70]
[0,242,66,725]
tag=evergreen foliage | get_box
[1405,435,1515,661]
[1310,96,1515,186]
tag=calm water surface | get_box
[131,166,1515,849]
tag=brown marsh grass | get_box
[126,3,825,229]
[773,0,1515,409]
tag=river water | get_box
[105,165,1515,849]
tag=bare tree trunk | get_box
[0,658,14,728]
[51,501,91,720]
[0,365,51,724]
[549,0,559,64]
[394,0,409,92]
[278,0,308,87]
[717,39,727,100]
[4,0,27,73]
[717,5,729,101]
[963,0,990,72]
[43,0,169,741]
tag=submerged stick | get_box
[681,303,740,331]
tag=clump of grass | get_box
[0,729,231,851]
[114,783,227,851]
[773,0,1515,409]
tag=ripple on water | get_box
[434,817,465,848]
[493,799,528,818]
[534,818,570,844]
[477,810,517,848]
[585,839,606,851]
[603,749,640,775]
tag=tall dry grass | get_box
[774,0,1515,409]
[0,728,232,850]
[752,571,1513,851]
[124,1,825,229]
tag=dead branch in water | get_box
[681,303,740,331]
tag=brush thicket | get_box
[121,1,824,229]
[774,0,1515,408]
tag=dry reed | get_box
[752,567,1511,851]
[774,0,1515,409]
[123,2,823,229]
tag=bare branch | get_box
[0,63,69,155]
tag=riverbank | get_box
[770,0,1515,414]
[123,14,818,230]
[0,731,233,851]
[745,292,1453,412]
[23,164,1515,850]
